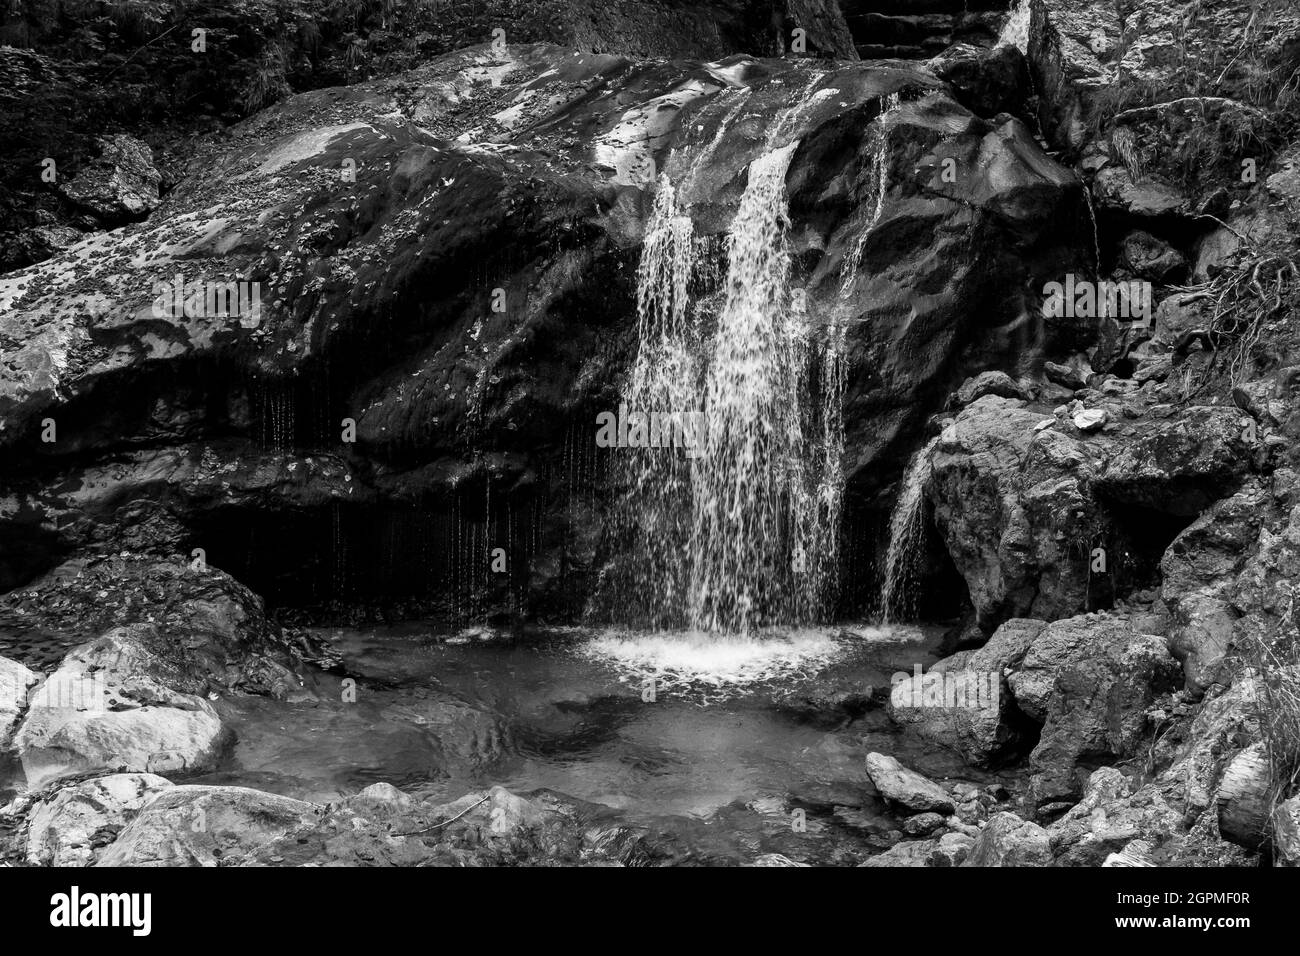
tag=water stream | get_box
[997,0,1033,52]
[611,76,892,635]
[879,436,939,623]
[688,141,813,633]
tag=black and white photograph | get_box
[0,0,1295,928]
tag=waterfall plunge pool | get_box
[188,622,1013,864]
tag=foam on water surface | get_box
[579,624,925,692]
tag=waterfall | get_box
[879,436,938,623]
[997,0,1032,52]
[839,93,900,297]
[688,142,809,633]
[620,177,701,627]
[607,73,876,635]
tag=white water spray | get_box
[618,178,701,627]
[610,74,865,635]
[997,0,1032,52]
[839,93,900,298]
[879,436,938,623]
[688,142,812,633]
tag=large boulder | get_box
[962,810,1052,866]
[865,752,956,815]
[11,626,230,790]
[57,134,161,226]
[0,554,319,691]
[928,395,1101,628]
[0,42,1083,618]
[0,655,39,752]
[1118,230,1186,283]
[1094,406,1254,517]
[1159,484,1270,695]
[888,618,1045,764]
[95,785,320,867]
[1006,612,1181,809]
[23,773,173,866]
[951,370,1033,409]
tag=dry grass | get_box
[1238,611,1300,843]
[1089,0,1300,192]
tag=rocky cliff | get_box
[3,0,1300,868]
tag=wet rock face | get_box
[0,40,1082,616]
[10,625,232,790]
[0,3,859,272]
[796,98,1082,491]
[926,42,1030,117]
[0,555,322,689]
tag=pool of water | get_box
[191,622,1010,864]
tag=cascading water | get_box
[997,0,1033,52]
[688,141,811,633]
[813,91,903,624]
[879,435,939,623]
[611,74,856,635]
[620,177,701,628]
[839,93,900,292]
